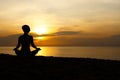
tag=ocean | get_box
[0,46,120,60]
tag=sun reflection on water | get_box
[31,47,59,57]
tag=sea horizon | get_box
[0,46,120,61]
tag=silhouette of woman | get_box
[13,25,41,56]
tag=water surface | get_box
[0,46,120,60]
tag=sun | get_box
[33,25,47,35]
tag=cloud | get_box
[53,31,81,36]
[31,31,81,37]
[0,33,120,46]
[0,34,20,46]
[36,34,120,46]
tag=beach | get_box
[0,54,120,80]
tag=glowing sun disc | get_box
[34,25,47,35]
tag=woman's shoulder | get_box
[19,34,33,38]
[29,35,33,37]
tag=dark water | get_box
[0,46,120,60]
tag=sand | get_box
[0,54,120,80]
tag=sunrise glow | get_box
[33,25,48,35]
[0,0,120,46]
[37,36,45,40]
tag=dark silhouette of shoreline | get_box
[0,54,120,80]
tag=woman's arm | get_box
[14,36,21,50]
[31,36,41,51]
[31,36,37,49]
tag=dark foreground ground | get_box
[0,54,120,80]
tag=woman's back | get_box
[19,34,32,52]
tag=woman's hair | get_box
[22,25,30,33]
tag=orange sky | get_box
[0,0,120,46]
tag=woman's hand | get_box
[36,48,41,51]
[13,48,18,51]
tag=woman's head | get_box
[22,25,30,34]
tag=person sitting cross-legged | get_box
[13,25,41,56]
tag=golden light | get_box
[36,36,45,40]
[32,25,49,40]
[33,25,48,35]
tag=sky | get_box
[0,0,120,46]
